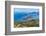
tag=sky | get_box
[14,8,39,13]
[14,8,39,21]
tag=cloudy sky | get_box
[14,8,39,21]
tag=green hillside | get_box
[14,19,39,28]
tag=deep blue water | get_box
[14,8,39,21]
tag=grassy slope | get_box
[14,19,39,28]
